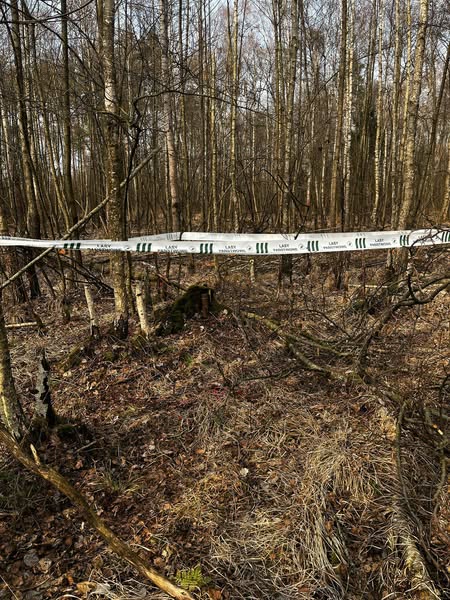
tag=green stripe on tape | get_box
[307,240,319,252]
[355,238,366,249]
[400,234,409,247]
[137,242,151,252]
[200,243,213,253]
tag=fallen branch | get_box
[286,340,333,375]
[242,311,346,376]
[0,426,193,600]
[1,148,160,292]
[392,504,438,600]
[46,253,113,293]
[358,272,450,373]
[242,311,349,356]
[395,401,447,593]
[5,322,38,329]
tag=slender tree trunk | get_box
[343,0,354,229]
[441,140,450,222]
[179,0,190,229]
[396,0,429,228]
[282,0,298,230]
[32,52,70,230]
[272,0,284,229]
[389,0,402,226]
[229,0,240,232]
[415,42,450,220]
[9,0,41,299]
[372,0,385,226]
[0,94,17,227]
[392,0,412,227]
[159,0,181,231]
[0,291,25,440]
[61,0,75,225]
[60,0,79,281]
[0,102,28,305]
[102,0,129,337]
[330,0,347,229]
[210,54,218,231]
[278,0,299,281]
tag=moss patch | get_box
[156,285,222,335]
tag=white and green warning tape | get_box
[0,228,448,255]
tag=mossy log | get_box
[156,285,222,336]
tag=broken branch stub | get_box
[135,281,150,337]
[84,285,100,339]
[33,349,56,428]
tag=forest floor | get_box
[0,248,449,600]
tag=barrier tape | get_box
[0,229,449,255]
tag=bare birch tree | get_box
[102,0,129,336]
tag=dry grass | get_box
[1,252,448,599]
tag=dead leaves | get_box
[76,581,96,596]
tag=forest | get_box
[0,0,449,598]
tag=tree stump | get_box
[155,285,221,335]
